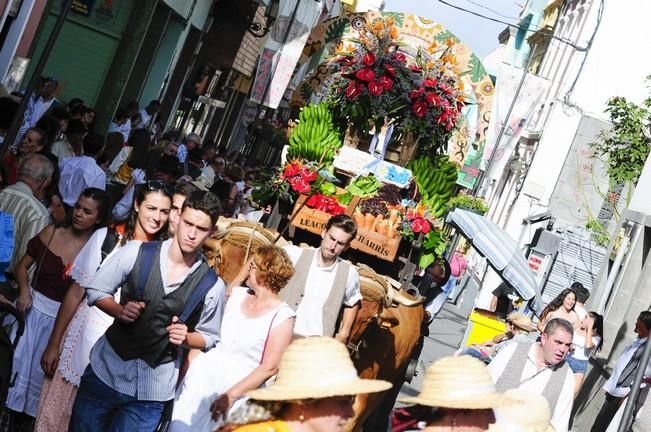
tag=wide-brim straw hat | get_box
[399,356,508,409]
[247,337,392,401]
[507,311,533,332]
[488,389,555,432]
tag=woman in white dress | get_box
[170,244,296,432]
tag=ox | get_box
[203,222,425,431]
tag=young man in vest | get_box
[281,214,361,343]
[69,191,226,431]
[488,317,575,432]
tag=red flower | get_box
[408,87,425,101]
[394,52,406,63]
[368,81,384,96]
[384,64,396,77]
[425,92,441,107]
[299,167,318,182]
[362,52,376,66]
[410,65,422,72]
[306,194,321,207]
[355,67,375,82]
[289,177,310,194]
[412,218,431,233]
[423,78,438,88]
[412,100,427,118]
[378,75,394,91]
[283,163,301,178]
[345,81,363,99]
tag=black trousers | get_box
[591,393,624,432]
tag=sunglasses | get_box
[145,180,175,196]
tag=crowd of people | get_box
[0,81,650,432]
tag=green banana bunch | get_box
[287,103,342,164]
[406,155,459,219]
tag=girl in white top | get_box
[170,245,296,432]
[567,311,603,397]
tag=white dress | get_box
[170,287,295,432]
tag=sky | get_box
[383,0,524,58]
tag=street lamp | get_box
[248,0,280,38]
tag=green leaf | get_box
[418,253,435,269]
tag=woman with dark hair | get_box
[35,182,173,432]
[111,129,152,221]
[567,311,603,397]
[536,288,580,332]
[2,188,110,431]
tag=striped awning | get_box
[447,209,540,301]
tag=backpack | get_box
[0,212,14,282]
[0,303,24,405]
[100,227,120,265]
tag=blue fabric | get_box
[565,355,588,374]
[70,366,167,432]
[0,212,14,282]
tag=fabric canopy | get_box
[446,208,540,301]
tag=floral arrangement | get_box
[326,16,466,155]
[399,201,448,268]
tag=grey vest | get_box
[280,248,350,337]
[495,342,571,413]
[105,242,210,367]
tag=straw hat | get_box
[246,337,392,401]
[507,312,532,332]
[399,356,508,409]
[488,389,554,432]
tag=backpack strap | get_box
[99,227,120,264]
[135,242,159,300]
[178,268,219,324]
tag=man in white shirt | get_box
[488,318,575,432]
[107,108,131,143]
[282,215,361,343]
[15,77,59,147]
[58,131,106,207]
[591,311,651,431]
[135,100,160,130]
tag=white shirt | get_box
[136,108,151,129]
[488,342,575,432]
[108,121,131,143]
[282,245,361,337]
[603,337,651,398]
[112,168,146,221]
[58,156,106,206]
[575,304,588,320]
[29,97,55,127]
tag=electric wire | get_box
[461,0,522,21]
[435,0,589,51]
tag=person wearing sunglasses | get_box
[35,183,173,431]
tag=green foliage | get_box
[585,217,610,247]
[448,193,488,214]
[590,91,651,188]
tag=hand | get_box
[16,292,32,312]
[0,294,11,305]
[233,257,253,286]
[41,342,60,377]
[584,315,594,330]
[210,393,235,421]
[117,301,145,323]
[167,316,188,346]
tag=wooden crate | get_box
[290,189,358,236]
[350,227,401,261]
[291,193,400,262]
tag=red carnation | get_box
[368,81,384,96]
[289,177,310,194]
[378,75,394,91]
[345,81,363,99]
[412,100,427,118]
[384,63,396,77]
[355,67,375,82]
[423,78,438,88]
[410,65,423,72]
[362,52,376,66]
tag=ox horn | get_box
[388,286,425,307]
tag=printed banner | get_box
[483,64,549,181]
[250,0,322,109]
